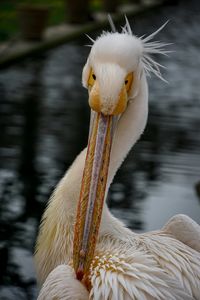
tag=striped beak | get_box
[73,111,117,285]
[73,72,131,286]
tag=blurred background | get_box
[0,0,200,299]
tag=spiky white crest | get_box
[140,21,170,81]
[108,14,117,33]
[117,16,170,81]
[86,17,169,82]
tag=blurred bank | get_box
[0,0,200,299]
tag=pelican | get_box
[35,18,200,300]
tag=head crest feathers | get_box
[86,16,170,81]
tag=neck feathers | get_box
[35,76,148,284]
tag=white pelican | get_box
[35,18,200,300]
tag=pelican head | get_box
[73,18,167,284]
[82,32,142,115]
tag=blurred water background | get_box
[0,0,200,299]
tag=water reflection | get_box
[0,0,200,298]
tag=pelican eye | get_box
[88,68,96,88]
[125,72,134,94]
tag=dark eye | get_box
[125,80,128,85]
[92,74,96,80]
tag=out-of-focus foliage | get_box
[0,1,17,41]
[0,0,65,41]
[0,0,125,41]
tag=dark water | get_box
[0,0,200,299]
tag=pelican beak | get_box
[73,81,128,285]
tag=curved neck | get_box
[61,75,148,217]
[65,76,148,236]
[99,75,148,235]
[35,76,148,283]
[108,75,148,187]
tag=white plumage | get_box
[35,19,200,300]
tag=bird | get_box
[35,18,200,300]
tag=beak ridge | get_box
[89,82,127,116]
[73,112,114,283]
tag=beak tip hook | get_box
[76,267,84,281]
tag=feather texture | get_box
[35,18,200,300]
[86,17,170,81]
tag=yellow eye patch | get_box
[125,72,134,94]
[88,69,96,89]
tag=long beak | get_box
[73,110,117,283]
